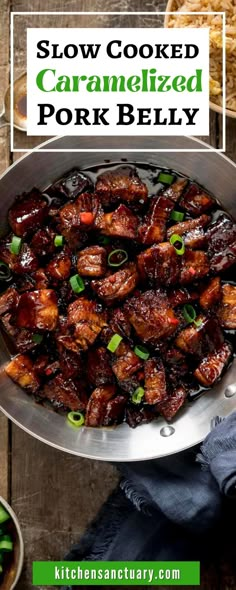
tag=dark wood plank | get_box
[0,0,10,503]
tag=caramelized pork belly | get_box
[30,227,55,257]
[194,342,232,387]
[125,290,179,345]
[206,215,236,273]
[87,346,114,387]
[15,289,58,331]
[46,248,72,281]
[144,358,167,404]
[67,298,107,350]
[0,238,38,275]
[0,287,19,316]
[8,189,49,237]
[111,341,142,382]
[85,384,116,426]
[218,284,236,329]
[164,347,189,386]
[138,243,180,286]
[77,245,107,277]
[42,374,86,411]
[50,169,93,200]
[57,345,82,379]
[161,178,187,203]
[125,405,156,428]
[167,214,210,249]
[5,354,40,393]
[58,193,103,247]
[95,165,148,208]
[168,287,198,307]
[33,269,49,289]
[109,307,131,340]
[103,395,127,426]
[138,195,174,245]
[179,250,209,284]
[200,277,222,311]
[180,183,215,216]
[97,204,138,239]
[157,386,187,421]
[175,316,224,357]
[92,263,139,306]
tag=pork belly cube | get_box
[164,347,189,386]
[15,289,58,331]
[167,214,210,250]
[46,248,72,281]
[161,178,188,203]
[0,238,38,275]
[33,268,49,289]
[57,345,83,379]
[157,386,187,421]
[168,287,199,307]
[194,342,232,387]
[125,405,155,428]
[5,354,40,393]
[180,183,215,216]
[206,215,236,273]
[51,169,93,200]
[103,395,127,426]
[200,277,222,311]
[67,298,107,350]
[77,245,107,277]
[8,189,49,237]
[85,384,116,427]
[92,263,139,306]
[125,290,179,345]
[179,250,209,284]
[175,316,224,358]
[97,204,138,240]
[109,307,131,340]
[138,243,180,286]
[42,374,86,411]
[138,195,174,245]
[0,287,19,316]
[58,193,103,247]
[111,342,143,382]
[31,227,55,257]
[95,165,148,208]
[144,358,167,404]
[87,346,114,387]
[218,284,236,329]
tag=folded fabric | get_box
[62,411,236,589]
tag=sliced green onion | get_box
[131,387,145,404]
[10,235,22,255]
[32,334,43,344]
[70,274,85,294]
[170,210,185,222]
[134,345,150,361]
[108,249,128,268]
[0,506,10,525]
[67,411,85,427]
[0,535,13,552]
[54,235,64,247]
[158,172,174,185]
[0,262,11,280]
[98,235,110,245]
[183,304,202,328]
[107,333,123,353]
[169,233,185,255]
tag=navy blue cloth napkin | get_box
[63,412,236,588]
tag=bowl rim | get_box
[163,0,236,119]
[0,496,24,589]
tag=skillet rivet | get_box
[224,385,236,398]
[160,426,175,437]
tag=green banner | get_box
[32,561,200,586]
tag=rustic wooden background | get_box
[0,1,236,588]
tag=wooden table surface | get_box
[0,1,236,588]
